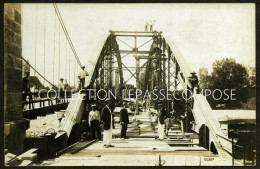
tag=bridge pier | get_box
[4,4,30,155]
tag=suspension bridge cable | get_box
[58,23,60,81]
[54,4,81,68]
[53,3,82,68]
[34,5,38,76]
[69,47,70,85]
[74,57,76,87]
[54,5,82,69]
[43,5,46,86]
[65,40,67,82]
[21,56,56,88]
[53,10,56,84]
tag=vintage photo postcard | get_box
[3,2,256,166]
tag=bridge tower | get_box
[4,3,30,155]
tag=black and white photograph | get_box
[2,2,257,166]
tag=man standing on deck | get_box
[156,104,166,141]
[101,98,114,148]
[188,71,199,94]
[89,103,102,140]
[120,102,129,139]
[78,66,89,89]
[58,78,65,101]
[22,72,31,110]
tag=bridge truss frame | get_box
[87,30,194,132]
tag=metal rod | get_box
[232,137,234,166]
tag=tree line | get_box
[199,58,255,109]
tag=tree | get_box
[199,67,211,89]
[199,58,250,108]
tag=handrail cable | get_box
[21,55,56,88]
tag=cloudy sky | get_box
[22,3,255,87]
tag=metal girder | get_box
[119,50,150,54]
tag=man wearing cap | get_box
[89,103,101,140]
[101,99,114,148]
[78,66,89,89]
[120,102,129,139]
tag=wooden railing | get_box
[22,90,73,110]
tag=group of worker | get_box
[87,99,129,148]
[58,65,89,91]
[145,20,156,32]
[86,98,170,148]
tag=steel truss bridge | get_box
[53,30,233,159]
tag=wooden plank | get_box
[71,140,96,154]
[162,155,175,166]
[19,148,38,161]
[18,160,33,166]
[167,142,198,146]
[58,94,85,137]
[185,156,201,166]
[172,155,186,166]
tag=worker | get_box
[89,103,102,140]
[156,104,166,141]
[31,83,39,100]
[22,72,31,110]
[64,79,69,90]
[146,98,150,111]
[58,78,65,90]
[150,20,155,32]
[101,98,114,148]
[145,21,149,32]
[58,78,65,101]
[120,102,129,139]
[188,71,199,94]
[78,66,89,89]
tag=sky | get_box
[22,3,255,87]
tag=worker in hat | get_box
[89,103,101,140]
[156,104,167,141]
[101,98,114,148]
[120,101,129,139]
[58,78,65,102]
[58,78,65,90]
[188,71,199,94]
[78,65,89,89]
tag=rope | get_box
[53,10,56,84]
[53,3,82,68]
[34,5,38,76]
